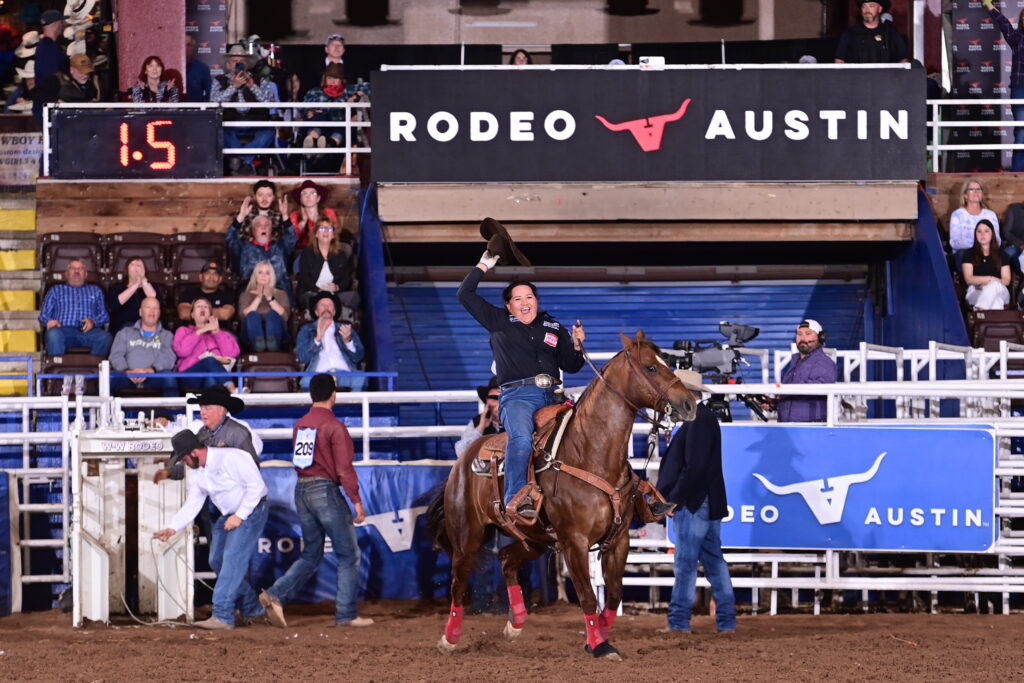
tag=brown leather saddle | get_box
[471,403,572,476]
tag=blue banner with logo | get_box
[718,426,996,552]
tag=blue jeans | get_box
[44,326,112,356]
[265,479,361,623]
[498,384,554,506]
[224,128,276,165]
[110,373,178,396]
[243,311,287,348]
[208,498,269,625]
[668,498,736,632]
[1012,86,1024,172]
[181,356,232,393]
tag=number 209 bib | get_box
[293,427,317,469]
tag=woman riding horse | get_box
[457,247,585,522]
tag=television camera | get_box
[661,322,770,422]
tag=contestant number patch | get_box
[543,332,558,347]
[293,428,318,468]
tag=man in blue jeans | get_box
[259,373,372,628]
[39,260,112,356]
[656,369,736,634]
[154,430,269,630]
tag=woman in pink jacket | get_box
[174,298,241,393]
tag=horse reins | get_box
[578,341,683,431]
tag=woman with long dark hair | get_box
[963,219,1011,311]
[129,55,179,103]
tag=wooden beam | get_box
[377,181,920,223]
[927,172,1024,230]
[381,221,913,243]
[388,264,869,284]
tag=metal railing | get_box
[42,101,372,176]
[927,98,1024,172]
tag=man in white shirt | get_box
[154,430,269,630]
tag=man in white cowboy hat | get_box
[211,43,277,174]
[15,31,39,60]
[834,0,907,64]
[36,9,68,84]
[6,61,36,113]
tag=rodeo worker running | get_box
[458,220,585,522]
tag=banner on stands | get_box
[717,426,996,552]
[372,67,926,183]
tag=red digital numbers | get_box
[117,119,178,170]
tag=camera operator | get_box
[454,377,503,458]
[212,44,277,175]
[774,319,837,423]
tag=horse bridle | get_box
[578,341,684,431]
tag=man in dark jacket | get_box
[656,369,735,634]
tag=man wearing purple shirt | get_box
[777,319,837,423]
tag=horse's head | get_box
[614,330,697,422]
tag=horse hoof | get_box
[503,621,523,641]
[437,634,458,655]
[584,641,622,661]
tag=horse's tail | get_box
[425,478,453,555]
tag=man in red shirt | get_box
[259,373,373,628]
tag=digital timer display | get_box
[50,109,223,179]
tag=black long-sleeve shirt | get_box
[656,403,728,519]
[457,268,584,385]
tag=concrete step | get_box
[0,230,36,250]
[0,312,39,331]
[0,208,36,231]
[0,270,42,292]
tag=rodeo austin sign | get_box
[711,425,996,552]
[371,66,926,183]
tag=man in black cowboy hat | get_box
[153,384,260,484]
[457,219,585,522]
[296,291,366,392]
[454,376,503,458]
[834,0,907,64]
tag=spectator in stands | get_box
[296,217,358,313]
[185,34,211,102]
[108,297,178,396]
[289,179,339,252]
[302,63,363,151]
[775,319,837,423]
[834,1,907,64]
[226,180,293,275]
[107,257,164,333]
[963,220,1011,311]
[325,33,345,66]
[174,298,241,394]
[40,259,111,356]
[5,61,36,113]
[153,430,269,631]
[33,53,98,123]
[275,71,306,157]
[237,260,291,352]
[655,369,735,635]
[508,49,533,65]
[296,292,365,392]
[130,55,179,103]
[176,260,236,323]
[35,9,66,84]
[454,377,502,458]
[212,43,277,175]
[984,0,1024,172]
[227,212,296,288]
[949,178,1000,269]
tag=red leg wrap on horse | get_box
[584,613,604,650]
[445,604,464,644]
[507,585,528,629]
[598,607,617,641]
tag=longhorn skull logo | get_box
[594,99,691,152]
[752,453,886,525]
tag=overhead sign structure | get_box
[372,66,926,184]
[717,426,996,552]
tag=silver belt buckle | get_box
[534,373,554,389]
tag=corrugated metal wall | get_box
[388,279,867,459]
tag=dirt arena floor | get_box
[2,601,1024,681]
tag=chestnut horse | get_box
[428,331,696,659]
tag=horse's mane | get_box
[572,336,663,415]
